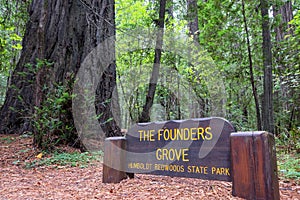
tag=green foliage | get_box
[0,0,29,106]
[32,82,76,150]
[273,9,300,132]
[115,0,299,139]
[25,151,103,169]
[116,0,154,29]
[290,10,300,37]
[277,150,300,181]
[31,59,76,149]
[0,0,298,163]
[0,22,22,105]
[0,18,24,75]
[276,127,300,152]
[196,0,263,128]
[0,73,7,105]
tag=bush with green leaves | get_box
[32,82,76,150]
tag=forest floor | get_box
[0,134,299,200]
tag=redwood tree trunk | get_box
[273,1,293,42]
[0,0,120,142]
[273,1,294,132]
[260,0,274,134]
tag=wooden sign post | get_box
[103,118,279,200]
[230,132,280,199]
[102,137,127,183]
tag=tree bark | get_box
[260,0,274,134]
[0,0,120,142]
[187,0,199,44]
[273,1,293,42]
[273,1,294,133]
[138,0,167,123]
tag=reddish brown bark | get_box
[0,0,121,143]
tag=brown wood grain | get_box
[103,137,127,183]
[231,132,279,200]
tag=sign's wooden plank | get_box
[125,117,235,181]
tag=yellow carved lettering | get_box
[197,127,205,140]
[211,167,230,176]
[156,148,189,161]
[205,127,213,140]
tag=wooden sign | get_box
[125,117,234,181]
[102,118,280,200]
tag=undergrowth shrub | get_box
[32,83,76,150]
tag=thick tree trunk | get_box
[0,0,120,143]
[260,0,274,134]
[0,1,46,134]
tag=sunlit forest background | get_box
[0,0,299,178]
